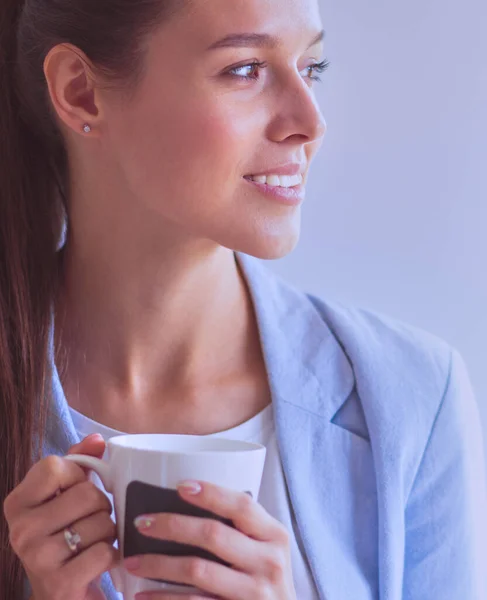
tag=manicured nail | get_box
[134,515,155,530]
[177,480,202,495]
[124,556,141,571]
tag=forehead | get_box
[167,0,323,50]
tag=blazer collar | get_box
[236,251,354,420]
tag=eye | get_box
[226,58,330,83]
[302,59,330,83]
[228,61,268,81]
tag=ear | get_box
[43,42,103,137]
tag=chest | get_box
[63,372,272,436]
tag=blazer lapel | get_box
[237,252,377,600]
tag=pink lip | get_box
[244,177,305,206]
[246,163,306,177]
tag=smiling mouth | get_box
[243,173,304,189]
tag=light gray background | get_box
[266,0,487,458]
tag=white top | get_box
[70,404,319,599]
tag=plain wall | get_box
[266,0,487,457]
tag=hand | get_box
[123,480,297,600]
[3,434,119,600]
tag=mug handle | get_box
[64,454,113,494]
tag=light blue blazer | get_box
[39,252,487,600]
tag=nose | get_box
[269,76,327,145]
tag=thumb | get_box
[86,579,109,600]
[68,433,106,458]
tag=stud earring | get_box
[82,124,92,133]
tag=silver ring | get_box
[64,526,82,555]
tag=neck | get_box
[54,243,262,412]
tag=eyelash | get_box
[228,58,330,83]
[307,59,330,82]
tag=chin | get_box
[206,208,302,260]
[228,229,301,261]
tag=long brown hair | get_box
[0,0,180,595]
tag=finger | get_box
[4,455,88,517]
[87,580,110,600]
[177,481,286,542]
[20,510,116,573]
[67,434,107,476]
[134,512,261,574]
[6,433,105,517]
[134,594,217,599]
[53,510,116,564]
[68,433,106,457]
[57,434,107,516]
[61,541,120,592]
[125,554,257,600]
[26,479,112,539]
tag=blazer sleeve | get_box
[403,348,487,600]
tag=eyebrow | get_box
[207,29,325,51]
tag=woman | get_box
[1,0,486,598]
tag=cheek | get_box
[164,105,249,180]
[130,106,249,205]
[115,90,266,224]
[151,103,261,217]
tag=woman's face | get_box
[102,0,327,259]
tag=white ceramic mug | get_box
[65,434,267,599]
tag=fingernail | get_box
[124,556,141,571]
[134,515,155,530]
[87,433,104,441]
[177,480,202,495]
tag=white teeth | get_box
[267,174,281,187]
[248,174,303,188]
